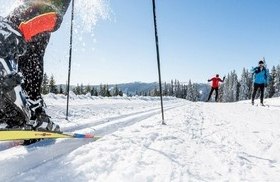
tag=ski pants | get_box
[208,87,219,102]
[6,1,70,101]
[252,83,265,104]
[17,33,51,101]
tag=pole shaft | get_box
[66,0,75,120]
[152,0,165,124]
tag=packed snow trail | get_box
[196,101,280,181]
[0,95,280,181]
[0,96,184,181]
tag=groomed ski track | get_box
[0,98,183,181]
[1,96,280,181]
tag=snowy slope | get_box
[0,95,280,181]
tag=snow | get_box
[1,95,280,181]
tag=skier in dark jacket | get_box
[0,0,71,130]
[207,74,225,102]
[251,60,269,106]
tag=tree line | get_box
[126,64,280,102]
[41,63,280,102]
[41,73,123,97]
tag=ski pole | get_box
[152,0,165,125]
[66,0,75,120]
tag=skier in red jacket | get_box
[207,74,225,102]
[0,0,71,130]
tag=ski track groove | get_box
[0,103,184,181]
[0,103,181,152]
[62,103,181,133]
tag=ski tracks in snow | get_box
[0,101,184,181]
[1,98,280,181]
[199,102,280,181]
[58,101,213,182]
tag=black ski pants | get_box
[252,83,265,104]
[208,87,219,102]
[7,1,69,101]
[18,33,51,101]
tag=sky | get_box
[1,0,280,85]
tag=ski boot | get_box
[22,98,60,145]
[26,98,60,132]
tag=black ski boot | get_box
[22,98,60,145]
[26,98,60,132]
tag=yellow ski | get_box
[0,129,100,141]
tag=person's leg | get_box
[18,33,50,100]
[3,1,70,130]
[215,88,219,102]
[18,33,59,131]
[251,84,259,105]
[260,84,265,105]
[207,88,214,101]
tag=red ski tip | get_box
[84,134,94,138]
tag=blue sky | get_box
[1,0,280,85]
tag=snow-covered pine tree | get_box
[80,84,85,95]
[49,75,58,94]
[59,85,63,94]
[182,84,187,99]
[174,80,179,97]
[91,87,98,96]
[218,83,224,102]
[222,71,239,102]
[112,85,122,96]
[176,80,185,98]
[99,84,105,96]
[105,84,111,97]
[41,73,49,94]
[186,80,194,101]
[231,71,239,102]
[115,85,119,96]
[239,68,251,100]
[163,82,168,96]
[170,79,174,96]
[265,66,276,98]
[222,73,230,102]
[85,84,91,94]
[228,73,234,102]
[118,89,123,96]
[274,65,280,97]
[192,83,199,101]
[74,84,81,95]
